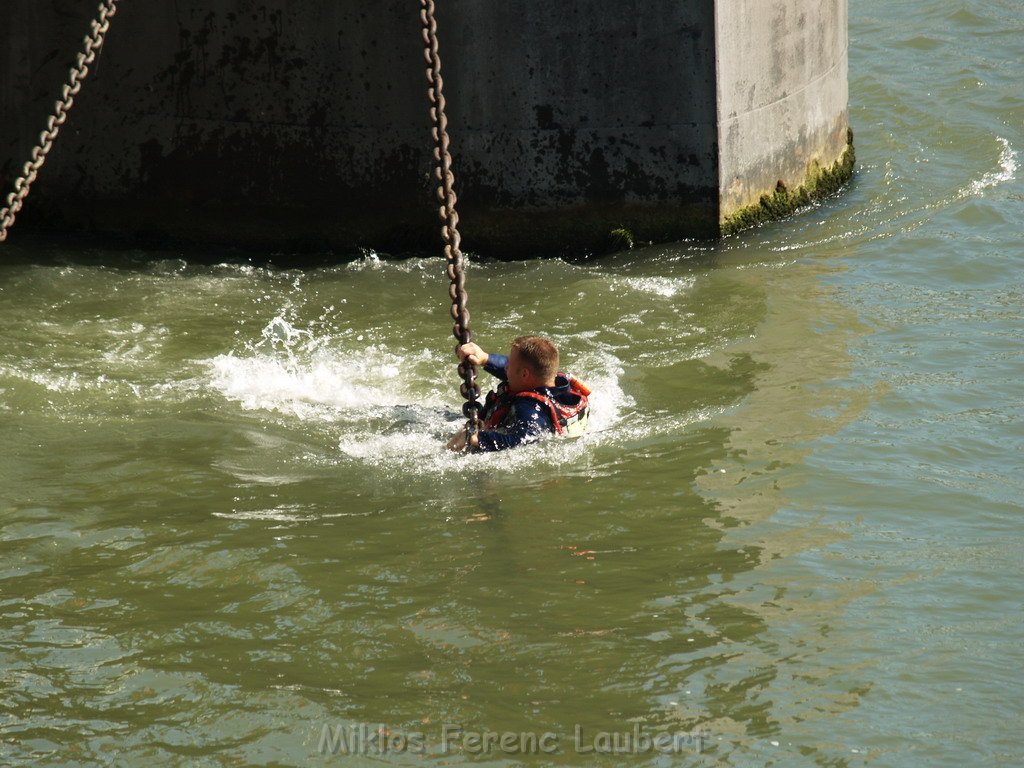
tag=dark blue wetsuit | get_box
[476,354,577,452]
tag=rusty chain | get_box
[420,0,482,434]
[0,0,120,243]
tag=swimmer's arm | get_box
[483,353,509,381]
[457,343,507,381]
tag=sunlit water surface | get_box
[1,1,1022,765]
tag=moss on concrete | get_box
[607,227,635,251]
[721,128,856,236]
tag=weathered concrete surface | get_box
[1,1,719,255]
[715,0,850,219]
[0,0,846,255]
[1,2,455,251]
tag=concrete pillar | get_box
[714,0,852,234]
[0,0,850,256]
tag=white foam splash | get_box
[344,250,436,273]
[966,137,1017,195]
[614,276,696,298]
[212,506,378,523]
[334,348,635,477]
[208,351,411,418]
[207,315,442,421]
[0,366,92,393]
[345,250,384,271]
[206,312,677,477]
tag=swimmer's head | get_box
[507,335,559,392]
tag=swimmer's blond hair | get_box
[510,336,559,381]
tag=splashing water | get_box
[613,276,696,299]
[333,347,636,478]
[208,315,432,420]
[206,305,639,476]
[965,136,1017,195]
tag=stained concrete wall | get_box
[715,0,849,218]
[1,1,455,251]
[0,0,846,255]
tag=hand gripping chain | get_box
[420,0,482,435]
[0,0,121,242]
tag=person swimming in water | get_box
[446,335,590,452]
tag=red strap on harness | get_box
[482,375,590,437]
[514,391,567,436]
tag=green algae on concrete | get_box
[608,227,635,251]
[722,129,856,236]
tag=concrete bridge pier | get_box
[0,0,851,256]
[714,0,852,235]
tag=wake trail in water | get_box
[765,135,1019,256]
[964,136,1017,196]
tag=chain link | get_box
[0,0,121,243]
[420,0,482,430]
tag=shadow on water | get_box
[2,219,740,272]
[0,232,379,271]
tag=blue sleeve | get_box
[483,353,509,381]
[476,398,552,452]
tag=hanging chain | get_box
[0,0,121,243]
[420,0,482,432]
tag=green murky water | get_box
[2,1,1022,765]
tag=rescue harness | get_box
[481,374,592,438]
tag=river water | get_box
[1,1,1022,765]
